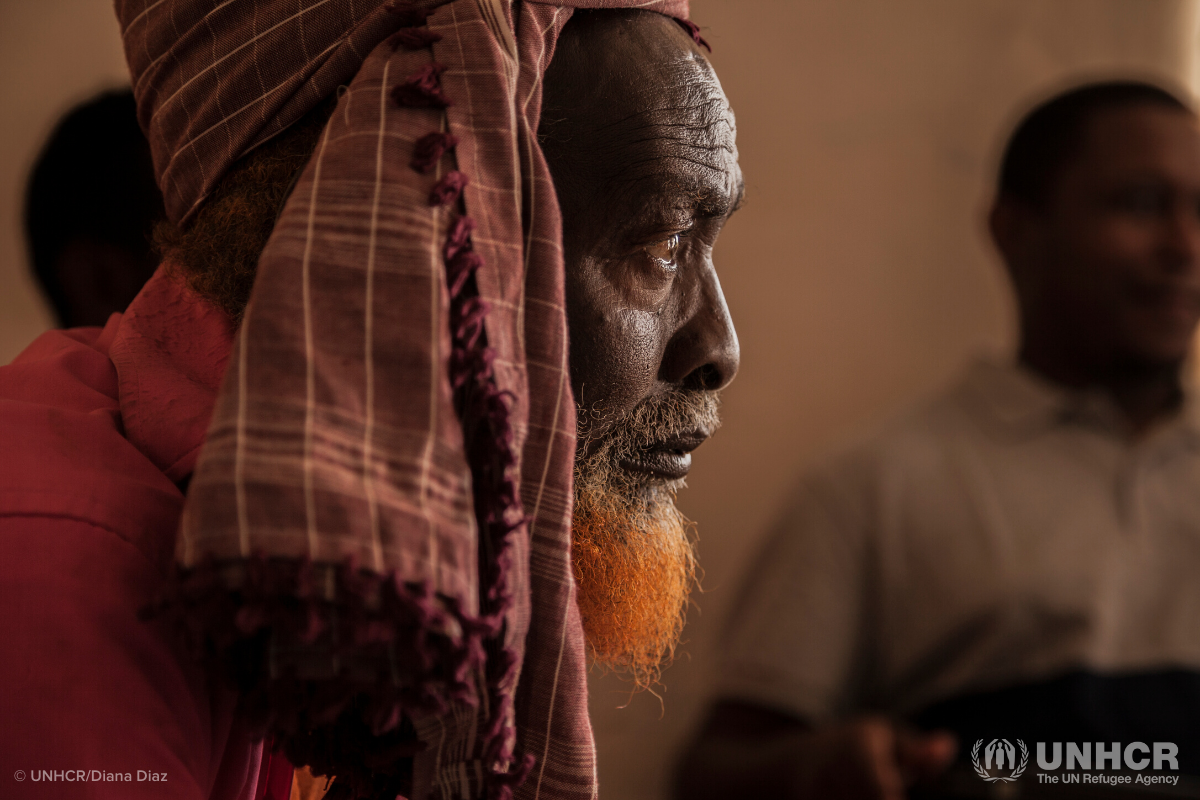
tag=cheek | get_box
[1090,217,1160,266]
[567,253,673,421]
[570,304,665,419]
[1052,217,1196,356]
[1053,218,1156,304]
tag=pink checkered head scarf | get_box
[116,1,703,798]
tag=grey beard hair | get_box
[574,389,722,501]
[569,388,720,682]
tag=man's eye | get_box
[644,233,681,268]
[1115,187,1168,215]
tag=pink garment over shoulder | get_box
[0,270,278,800]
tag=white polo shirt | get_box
[718,359,1200,724]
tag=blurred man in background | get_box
[677,81,1200,799]
[25,89,163,328]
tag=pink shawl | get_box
[116,1,697,798]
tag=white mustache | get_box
[576,390,721,467]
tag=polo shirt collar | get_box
[962,356,1200,444]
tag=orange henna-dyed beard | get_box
[571,390,719,689]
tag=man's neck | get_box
[1019,343,1185,436]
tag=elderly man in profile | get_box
[679,81,1200,799]
[0,3,739,799]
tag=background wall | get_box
[0,0,129,362]
[588,2,1200,799]
[1,1,1197,798]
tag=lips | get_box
[1130,282,1200,327]
[618,431,709,481]
[1154,288,1200,316]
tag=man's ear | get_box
[988,198,1017,263]
[988,196,1038,283]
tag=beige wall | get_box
[1,1,1198,798]
[588,2,1200,799]
[0,0,129,362]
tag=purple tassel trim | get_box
[392,37,532,796]
[391,63,453,108]
[148,555,488,800]
[430,170,469,207]
[442,212,531,797]
[446,250,483,298]
[487,754,536,800]
[444,215,474,260]
[674,18,711,52]
[154,29,535,800]
[410,132,459,174]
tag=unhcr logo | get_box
[970,740,1183,787]
[1036,741,1178,771]
[970,739,1029,782]
[1034,742,1181,787]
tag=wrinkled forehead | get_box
[542,13,738,206]
[600,52,736,179]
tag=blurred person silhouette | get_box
[25,88,164,328]
[677,80,1200,799]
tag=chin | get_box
[1129,339,1194,371]
[1122,311,1200,368]
[567,389,718,688]
[570,474,697,690]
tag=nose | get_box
[660,261,740,392]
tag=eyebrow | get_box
[660,169,745,217]
[604,166,743,242]
[688,173,744,222]
[723,176,747,215]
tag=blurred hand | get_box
[674,702,957,800]
[791,716,957,800]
